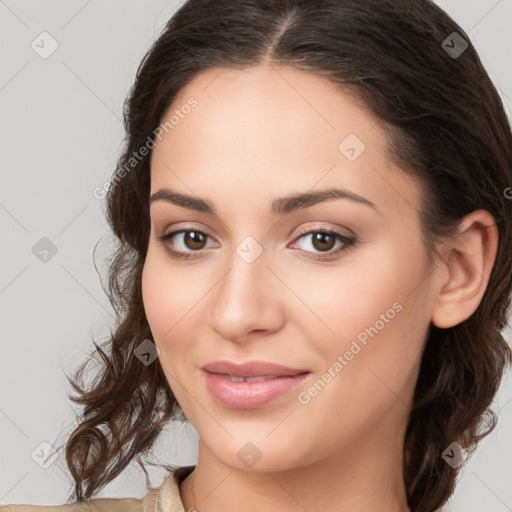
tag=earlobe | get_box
[431,210,499,329]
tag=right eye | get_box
[158,229,217,260]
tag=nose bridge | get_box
[208,235,281,339]
[218,235,269,310]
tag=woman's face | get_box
[142,64,438,472]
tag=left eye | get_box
[290,229,355,257]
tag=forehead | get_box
[149,65,422,220]
[154,64,382,155]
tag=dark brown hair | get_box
[60,1,512,511]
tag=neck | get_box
[179,415,410,512]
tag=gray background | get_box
[0,0,511,509]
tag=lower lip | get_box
[203,371,311,409]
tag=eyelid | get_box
[160,222,216,241]
[289,222,355,240]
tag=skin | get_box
[141,64,498,512]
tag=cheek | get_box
[291,245,430,447]
[285,234,429,342]
[295,233,431,388]
[141,250,166,334]
[141,246,188,341]
[141,244,212,362]
[141,246,217,418]
[141,250,194,392]
[329,238,430,396]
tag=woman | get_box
[2,0,511,511]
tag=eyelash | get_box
[158,227,356,261]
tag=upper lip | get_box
[202,360,310,378]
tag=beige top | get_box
[1,466,445,511]
[0,465,195,512]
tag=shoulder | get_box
[0,497,141,512]
[0,465,196,512]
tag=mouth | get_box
[202,359,311,378]
[210,372,310,383]
[202,369,312,409]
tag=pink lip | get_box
[202,360,311,409]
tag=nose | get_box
[207,242,285,343]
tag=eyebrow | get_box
[149,187,380,216]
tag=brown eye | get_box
[291,228,356,260]
[311,232,337,252]
[159,229,214,259]
[182,231,207,250]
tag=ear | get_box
[431,210,499,329]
